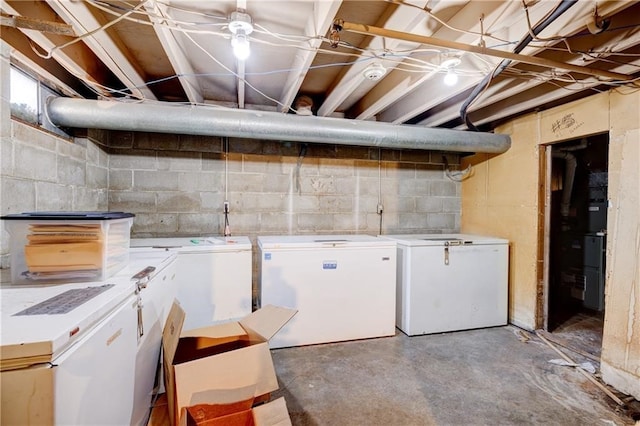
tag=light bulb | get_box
[232,31,250,61]
[444,68,458,86]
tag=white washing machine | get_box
[130,236,252,330]
[381,234,509,336]
[258,235,397,349]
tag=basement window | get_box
[9,65,70,138]
[10,66,38,124]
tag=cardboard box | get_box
[163,301,296,426]
[184,396,291,426]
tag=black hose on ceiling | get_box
[460,0,579,131]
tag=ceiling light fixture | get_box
[444,68,458,86]
[440,55,461,87]
[363,62,387,80]
[228,10,253,61]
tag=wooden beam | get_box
[350,1,517,120]
[278,0,343,112]
[144,0,202,104]
[317,1,431,117]
[339,20,632,81]
[0,12,75,36]
[376,0,638,125]
[46,0,156,100]
[2,25,85,97]
[2,1,110,97]
[235,0,246,109]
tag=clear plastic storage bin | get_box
[2,212,134,284]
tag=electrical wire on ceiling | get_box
[57,0,640,76]
[180,30,296,112]
[383,0,513,45]
[155,0,229,21]
[33,0,640,108]
[31,1,147,60]
[521,0,566,43]
[460,0,580,131]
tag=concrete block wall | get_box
[1,42,110,268]
[106,131,461,239]
[0,122,110,267]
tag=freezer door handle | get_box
[131,266,155,281]
[444,245,450,265]
[136,294,144,340]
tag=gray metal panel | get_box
[583,266,605,311]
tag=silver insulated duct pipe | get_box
[47,98,511,154]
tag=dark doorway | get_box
[547,133,608,358]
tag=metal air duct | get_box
[47,98,511,154]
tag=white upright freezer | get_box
[258,235,397,349]
[0,249,178,426]
[382,234,509,336]
[130,236,252,330]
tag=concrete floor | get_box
[271,326,634,425]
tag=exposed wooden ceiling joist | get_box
[2,1,112,97]
[278,0,343,113]
[46,0,156,100]
[2,25,85,98]
[418,8,640,128]
[144,0,202,104]
[349,1,519,120]
[2,0,638,134]
[380,0,637,125]
[316,0,430,117]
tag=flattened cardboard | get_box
[252,398,291,426]
[163,301,296,426]
[239,305,299,342]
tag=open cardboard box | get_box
[162,301,296,426]
[183,394,291,426]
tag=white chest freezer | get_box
[130,236,252,330]
[382,234,509,336]
[258,235,397,349]
[0,249,178,426]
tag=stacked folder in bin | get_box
[2,212,134,284]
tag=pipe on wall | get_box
[47,98,511,154]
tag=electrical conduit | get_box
[460,0,579,131]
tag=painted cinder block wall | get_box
[105,131,461,239]
[103,130,462,291]
[461,89,640,399]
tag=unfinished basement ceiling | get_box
[2,0,640,132]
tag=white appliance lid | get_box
[130,236,251,252]
[258,234,396,249]
[380,233,508,246]
[0,250,176,366]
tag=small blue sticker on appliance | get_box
[322,260,337,270]
[264,253,271,260]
